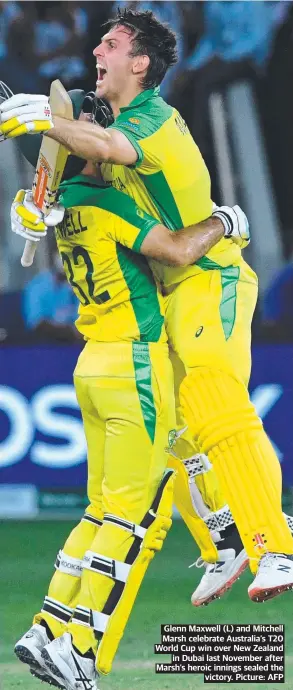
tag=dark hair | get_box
[105,8,177,89]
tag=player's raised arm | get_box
[0,92,137,164]
[140,205,250,266]
[47,117,137,165]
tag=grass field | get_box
[1,520,292,690]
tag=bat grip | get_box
[21,239,37,267]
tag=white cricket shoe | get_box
[248,552,293,602]
[41,632,98,690]
[191,548,249,606]
[15,623,64,688]
[15,623,50,674]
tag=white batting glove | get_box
[0,93,53,139]
[212,204,250,248]
[11,189,65,241]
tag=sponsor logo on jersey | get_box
[125,121,139,131]
[195,326,203,337]
[129,117,140,124]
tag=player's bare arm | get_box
[47,116,136,164]
[140,204,249,266]
[141,218,224,267]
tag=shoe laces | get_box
[189,557,206,570]
[189,553,235,571]
[259,552,292,568]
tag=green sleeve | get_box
[109,97,173,169]
[58,178,159,252]
[110,116,144,167]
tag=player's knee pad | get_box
[180,368,293,562]
[72,470,175,675]
[180,368,262,453]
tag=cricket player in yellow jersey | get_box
[4,8,293,607]
[95,9,293,599]
[11,108,239,686]
[10,162,293,690]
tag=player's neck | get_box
[110,84,144,118]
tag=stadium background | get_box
[0,2,293,689]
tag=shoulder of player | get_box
[59,180,139,226]
[110,94,174,140]
[58,176,116,209]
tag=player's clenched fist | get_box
[212,204,250,248]
[0,94,53,139]
[11,189,65,241]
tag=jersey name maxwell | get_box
[55,210,87,239]
[55,175,166,344]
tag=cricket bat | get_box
[21,80,73,267]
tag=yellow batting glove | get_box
[11,190,65,242]
[11,190,47,241]
[0,94,53,139]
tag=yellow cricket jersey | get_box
[55,174,166,343]
[102,87,242,288]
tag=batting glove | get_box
[212,204,250,248]
[0,93,53,139]
[11,189,65,241]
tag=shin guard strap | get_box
[71,606,110,635]
[41,596,73,624]
[92,610,109,634]
[71,605,91,628]
[204,505,234,532]
[103,514,146,540]
[82,513,103,527]
[183,453,212,480]
[83,551,130,583]
[54,550,83,577]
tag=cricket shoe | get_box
[191,521,248,606]
[15,624,50,675]
[14,623,63,688]
[191,547,248,606]
[41,632,99,690]
[248,552,293,602]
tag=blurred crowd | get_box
[1,0,293,343]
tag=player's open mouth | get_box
[96,63,107,85]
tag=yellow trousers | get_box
[37,340,176,654]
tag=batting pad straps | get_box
[55,550,83,577]
[204,505,234,532]
[72,606,110,634]
[41,596,73,624]
[103,513,147,540]
[82,512,103,527]
[183,453,212,480]
[83,551,131,583]
[92,610,110,634]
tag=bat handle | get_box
[21,239,37,267]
